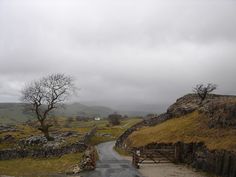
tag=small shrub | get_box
[108,113,122,126]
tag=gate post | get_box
[132,150,140,168]
[175,142,183,163]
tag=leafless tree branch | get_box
[193,83,217,104]
[21,73,76,140]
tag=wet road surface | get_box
[79,141,143,177]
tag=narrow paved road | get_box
[79,141,143,177]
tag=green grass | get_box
[0,124,42,149]
[89,118,142,145]
[127,112,236,152]
[0,152,83,176]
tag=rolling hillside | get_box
[0,103,31,124]
[122,94,236,152]
[126,111,236,152]
[0,103,114,124]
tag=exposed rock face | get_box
[167,94,200,117]
[167,93,236,122]
[201,100,236,128]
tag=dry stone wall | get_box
[0,127,97,160]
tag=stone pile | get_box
[22,136,48,146]
[79,147,96,171]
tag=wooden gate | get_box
[132,147,176,168]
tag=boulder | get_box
[61,131,74,137]
[19,136,48,147]
[72,164,81,174]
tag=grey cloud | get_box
[0,0,236,112]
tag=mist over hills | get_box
[0,102,165,124]
[0,102,113,124]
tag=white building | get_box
[94,117,101,121]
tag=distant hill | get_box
[55,103,114,118]
[0,102,114,124]
[0,102,165,124]
[0,103,31,124]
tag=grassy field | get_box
[0,117,142,149]
[126,111,236,152]
[0,152,83,176]
[89,117,141,145]
[0,117,90,150]
[0,117,141,176]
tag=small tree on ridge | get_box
[193,83,217,104]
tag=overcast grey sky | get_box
[0,0,236,111]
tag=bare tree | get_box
[21,73,76,140]
[193,83,217,104]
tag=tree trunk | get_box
[39,120,54,141]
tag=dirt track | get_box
[79,141,207,177]
[79,141,143,177]
[137,163,206,177]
